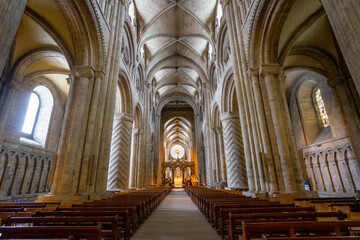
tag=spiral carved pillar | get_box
[107,113,134,190]
[221,111,247,189]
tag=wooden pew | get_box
[0,225,102,240]
[239,220,360,240]
[34,210,130,240]
[3,216,121,240]
[211,202,295,229]
[56,206,138,232]
[226,211,345,240]
[262,237,360,240]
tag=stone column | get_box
[211,128,220,183]
[318,152,334,192]
[0,0,27,77]
[22,159,35,194]
[222,0,254,191]
[312,155,325,192]
[107,113,133,190]
[30,159,41,194]
[136,129,143,188]
[326,151,344,193]
[336,148,356,193]
[13,158,27,195]
[78,70,105,193]
[321,0,360,95]
[129,128,139,189]
[249,69,278,191]
[216,127,226,182]
[93,0,127,196]
[260,64,298,192]
[344,146,360,191]
[0,84,17,146]
[50,66,95,196]
[221,112,247,189]
[304,156,317,191]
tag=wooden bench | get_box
[211,202,295,229]
[262,236,360,240]
[3,216,121,240]
[56,206,138,232]
[239,220,360,240]
[226,211,345,240]
[34,210,130,240]
[0,225,102,240]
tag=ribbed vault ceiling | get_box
[134,0,218,100]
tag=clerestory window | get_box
[314,88,330,128]
[22,92,40,137]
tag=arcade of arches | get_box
[0,0,360,202]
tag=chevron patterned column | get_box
[107,113,134,190]
[221,111,247,189]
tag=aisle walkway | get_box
[131,188,221,240]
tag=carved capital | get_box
[220,111,239,121]
[259,63,282,76]
[248,68,259,77]
[72,65,95,79]
[94,69,105,79]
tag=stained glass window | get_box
[170,144,185,159]
[315,88,330,127]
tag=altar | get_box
[174,167,183,187]
[174,177,182,188]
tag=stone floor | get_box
[131,188,221,240]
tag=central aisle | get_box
[131,188,221,240]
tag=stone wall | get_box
[302,137,360,195]
[0,142,54,202]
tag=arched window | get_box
[171,144,185,159]
[22,92,40,136]
[21,86,54,147]
[314,88,330,127]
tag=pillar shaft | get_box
[107,113,134,190]
[129,129,139,188]
[223,1,254,191]
[221,112,247,189]
[216,128,226,182]
[260,65,297,192]
[0,0,27,77]
[321,0,360,95]
[50,66,94,195]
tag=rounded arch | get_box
[133,104,143,129]
[122,19,137,71]
[156,92,199,116]
[248,0,294,67]
[221,68,238,113]
[56,0,106,68]
[118,70,133,114]
[216,21,231,73]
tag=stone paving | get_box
[131,188,221,240]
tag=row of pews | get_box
[0,187,171,239]
[186,186,360,240]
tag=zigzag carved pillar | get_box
[107,113,134,190]
[221,111,247,189]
